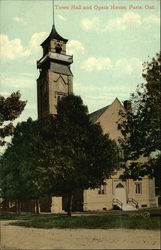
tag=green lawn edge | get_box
[0,212,160,230]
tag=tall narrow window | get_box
[98,185,106,195]
[117,143,125,168]
[57,95,61,106]
[135,183,142,194]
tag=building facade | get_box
[84,98,158,211]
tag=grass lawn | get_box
[0,212,160,230]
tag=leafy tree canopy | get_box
[0,95,119,215]
[0,91,26,146]
[118,52,161,183]
[38,95,119,215]
[0,118,41,202]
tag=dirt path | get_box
[0,221,160,249]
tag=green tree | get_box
[38,95,118,216]
[118,52,161,186]
[0,118,41,214]
[0,91,26,146]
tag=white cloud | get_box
[0,34,30,61]
[106,12,141,31]
[13,16,23,23]
[0,92,10,97]
[57,14,67,22]
[67,40,85,58]
[81,56,142,74]
[29,32,47,51]
[74,82,136,113]
[82,57,112,72]
[143,14,160,26]
[81,13,159,32]
[114,58,142,75]
[81,17,101,32]
[0,73,36,90]
[0,32,47,62]
[26,59,36,65]
[75,82,134,98]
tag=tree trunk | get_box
[18,200,21,214]
[67,192,73,216]
[35,199,40,214]
[15,200,18,214]
[16,200,21,214]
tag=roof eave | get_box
[41,25,68,46]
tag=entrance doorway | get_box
[115,183,126,204]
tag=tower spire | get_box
[52,0,55,25]
[37,0,73,119]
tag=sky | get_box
[0,0,160,125]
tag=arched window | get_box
[55,44,62,54]
[116,183,124,188]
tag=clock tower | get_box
[37,24,73,119]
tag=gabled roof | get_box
[89,106,109,123]
[89,98,124,123]
[41,25,68,46]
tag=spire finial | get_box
[52,0,55,25]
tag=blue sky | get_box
[0,0,160,124]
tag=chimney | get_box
[123,100,131,111]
